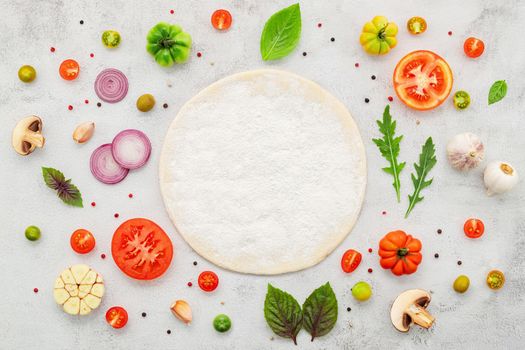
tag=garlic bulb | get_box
[446,133,484,171]
[484,161,519,195]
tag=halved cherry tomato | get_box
[106,306,128,329]
[463,37,485,58]
[341,249,362,273]
[407,17,427,35]
[59,59,80,80]
[393,50,453,110]
[70,229,96,254]
[211,9,232,30]
[111,218,173,280]
[198,271,219,292]
[463,218,485,238]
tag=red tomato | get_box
[463,218,485,238]
[70,229,96,254]
[463,37,485,58]
[211,9,232,30]
[111,218,173,280]
[106,306,128,329]
[341,249,362,273]
[198,271,219,292]
[59,59,80,80]
[393,50,453,110]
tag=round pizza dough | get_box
[159,69,366,274]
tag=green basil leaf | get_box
[264,284,303,345]
[302,282,338,341]
[42,167,83,208]
[260,3,301,61]
[488,80,507,105]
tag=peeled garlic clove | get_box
[484,161,519,196]
[170,300,192,324]
[73,121,95,144]
[446,132,484,171]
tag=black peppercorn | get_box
[371,75,376,80]
[97,102,102,107]
[365,98,370,103]
[142,312,146,317]
[434,253,439,258]
[330,37,335,42]
[80,20,84,25]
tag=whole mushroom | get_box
[12,115,45,155]
[390,289,435,332]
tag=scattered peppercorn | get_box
[365,98,370,103]
[197,52,202,58]
[50,47,56,53]
[367,268,373,273]
[80,20,84,25]
[434,253,439,258]
[142,312,147,317]
[354,63,359,68]
[368,248,373,253]
[388,96,393,102]
[193,261,198,266]
[302,52,307,56]
[371,75,376,80]
[128,193,133,198]
[114,213,119,218]
[163,103,168,109]
[167,330,171,334]
[448,31,453,36]
[170,10,174,14]
[437,229,442,234]
[84,99,89,104]
[346,307,351,312]
[187,282,193,287]
[101,253,106,259]
[34,288,39,293]
[382,211,387,215]
[317,23,322,28]
[68,105,73,111]
[457,260,462,265]
[90,53,94,58]
[91,202,96,207]
[330,37,335,42]
[97,102,102,107]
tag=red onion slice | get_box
[90,144,129,184]
[94,68,128,103]
[111,129,152,170]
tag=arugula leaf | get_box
[264,284,303,345]
[488,80,507,105]
[372,105,406,202]
[260,3,301,61]
[405,138,436,218]
[302,282,338,341]
[42,167,83,207]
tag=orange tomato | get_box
[393,50,453,110]
[59,59,80,80]
[378,230,422,276]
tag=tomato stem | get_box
[397,248,409,257]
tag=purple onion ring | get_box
[111,129,152,170]
[90,143,129,184]
[94,68,129,103]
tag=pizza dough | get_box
[159,69,366,274]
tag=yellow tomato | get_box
[359,16,398,55]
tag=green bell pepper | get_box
[146,22,192,67]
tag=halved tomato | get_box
[106,306,128,329]
[463,218,485,239]
[464,37,484,58]
[198,271,219,292]
[393,50,453,110]
[341,249,362,273]
[70,229,96,254]
[111,218,173,280]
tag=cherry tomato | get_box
[486,270,505,290]
[463,218,485,239]
[18,65,37,83]
[341,249,362,273]
[198,271,219,292]
[211,9,232,30]
[105,306,128,329]
[393,50,453,110]
[111,218,173,280]
[70,229,96,254]
[464,37,485,58]
[59,59,80,80]
[407,17,427,35]
[453,91,470,110]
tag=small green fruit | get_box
[136,94,156,112]
[102,30,121,48]
[18,65,37,83]
[213,314,231,332]
[25,225,41,241]
[453,275,470,293]
[352,281,372,301]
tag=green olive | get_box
[102,30,121,48]
[136,94,156,112]
[453,90,470,110]
[25,225,41,241]
[351,281,372,301]
[213,314,231,333]
[18,65,37,83]
[453,275,470,293]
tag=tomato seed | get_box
[50,47,56,52]
[33,288,39,293]
[114,213,119,218]
[68,105,73,110]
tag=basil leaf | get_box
[260,3,301,61]
[302,282,338,341]
[264,284,303,345]
[42,167,83,207]
[488,80,507,105]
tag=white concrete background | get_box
[1,0,524,349]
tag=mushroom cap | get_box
[12,115,44,155]
[390,289,431,332]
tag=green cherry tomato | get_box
[18,65,37,83]
[102,30,121,48]
[146,22,192,67]
[25,226,41,241]
[136,94,156,112]
[351,281,372,301]
[453,91,470,110]
[213,314,231,333]
[453,275,470,293]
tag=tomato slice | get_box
[341,249,362,273]
[111,218,173,280]
[106,306,128,329]
[463,218,485,238]
[59,59,80,80]
[198,271,219,292]
[464,37,485,58]
[393,50,453,110]
[70,229,96,254]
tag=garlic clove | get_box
[484,161,519,196]
[446,132,484,171]
[170,300,192,324]
[73,121,95,144]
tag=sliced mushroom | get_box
[12,115,45,155]
[390,289,435,332]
